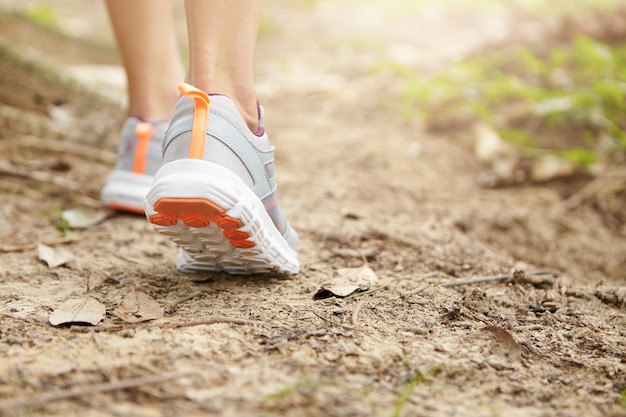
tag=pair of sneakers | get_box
[101,83,299,275]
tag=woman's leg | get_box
[184,0,262,131]
[105,0,185,120]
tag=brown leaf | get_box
[482,325,521,360]
[113,289,163,323]
[49,296,106,326]
[314,265,378,300]
[38,243,72,268]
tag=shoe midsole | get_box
[101,170,154,207]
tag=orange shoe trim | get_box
[178,83,210,160]
[149,197,255,248]
[132,122,152,174]
[107,202,144,215]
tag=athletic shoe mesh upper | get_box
[161,92,298,249]
[114,117,167,175]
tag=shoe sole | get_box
[144,159,300,275]
[101,171,153,214]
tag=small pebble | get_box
[119,329,135,338]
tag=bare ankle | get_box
[127,86,180,121]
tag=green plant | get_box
[389,372,425,417]
[619,387,626,409]
[55,218,70,235]
[388,366,443,417]
[387,34,626,167]
[25,4,60,30]
[36,202,72,236]
[36,201,62,217]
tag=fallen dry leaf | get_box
[473,122,517,163]
[38,243,72,268]
[530,155,578,183]
[314,265,379,300]
[62,208,111,229]
[482,325,521,360]
[113,289,164,323]
[49,296,106,326]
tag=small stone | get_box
[119,329,135,338]
[6,336,25,345]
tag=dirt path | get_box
[0,1,625,416]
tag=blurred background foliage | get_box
[374,0,626,183]
[403,36,625,162]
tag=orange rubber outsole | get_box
[149,198,256,249]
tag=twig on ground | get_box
[441,270,560,288]
[0,236,79,253]
[164,292,205,314]
[466,311,491,325]
[311,310,355,330]
[400,286,426,299]
[0,161,100,206]
[552,177,605,212]
[441,274,513,288]
[0,161,81,193]
[69,317,267,333]
[351,301,364,327]
[89,329,102,351]
[16,135,117,164]
[0,369,194,411]
[260,330,307,350]
[552,171,626,213]
[112,253,153,266]
[3,314,266,331]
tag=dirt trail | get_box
[0,1,624,416]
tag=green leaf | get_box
[562,148,598,166]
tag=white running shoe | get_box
[101,117,167,214]
[144,83,299,275]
